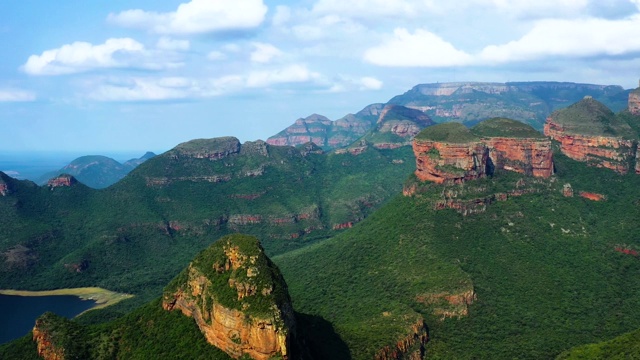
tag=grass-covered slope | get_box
[414,122,479,142]
[471,117,546,138]
[549,97,636,138]
[275,154,640,359]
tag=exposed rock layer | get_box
[46,174,77,188]
[163,235,295,360]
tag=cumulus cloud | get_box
[0,89,36,102]
[156,37,190,51]
[22,38,146,75]
[89,77,192,101]
[480,15,640,63]
[250,43,283,63]
[108,0,268,35]
[364,28,472,67]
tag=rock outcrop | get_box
[544,97,637,174]
[413,119,553,184]
[374,319,428,360]
[169,137,241,160]
[630,87,640,116]
[267,105,383,150]
[32,319,64,360]
[47,174,77,188]
[163,234,295,360]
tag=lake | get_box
[0,294,96,344]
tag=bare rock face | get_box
[630,88,640,116]
[413,140,488,184]
[32,321,64,360]
[484,137,553,178]
[545,120,636,174]
[544,98,637,174]
[412,120,553,184]
[46,174,77,188]
[163,234,295,360]
[374,318,428,360]
[0,179,8,196]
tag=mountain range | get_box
[1,81,640,359]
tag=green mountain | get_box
[36,152,155,189]
[0,138,414,313]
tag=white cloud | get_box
[311,0,417,19]
[364,28,472,67]
[0,89,36,102]
[250,43,283,63]
[480,15,640,63]
[156,37,190,51]
[360,77,383,90]
[108,0,268,35]
[207,51,226,61]
[89,77,192,101]
[246,65,321,88]
[22,38,146,75]
[272,6,292,26]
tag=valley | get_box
[2,82,640,359]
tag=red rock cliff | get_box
[484,137,553,177]
[47,174,77,188]
[544,118,636,174]
[413,139,488,184]
[630,88,640,116]
[32,316,66,360]
[163,235,295,360]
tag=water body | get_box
[0,294,96,344]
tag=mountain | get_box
[0,137,415,315]
[36,152,155,189]
[266,104,383,150]
[3,84,640,359]
[388,81,631,129]
[268,81,632,152]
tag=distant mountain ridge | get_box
[268,81,632,151]
[36,152,155,189]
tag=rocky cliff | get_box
[413,119,553,184]
[544,97,637,174]
[630,87,640,116]
[46,174,78,188]
[267,104,383,150]
[169,137,241,160]
[162,234,295,360]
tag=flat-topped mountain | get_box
[412,119,553,184]
[389,81,630,128]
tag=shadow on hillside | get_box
[294,312,351,360]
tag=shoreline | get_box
[0,287,133,315]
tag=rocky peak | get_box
[47,174,77,188]
[162,234,295,360]
[240,140,269,157]
[170,137,241,160]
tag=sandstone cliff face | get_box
[544,118,636,174]
[630,88,640,116]
[413,137,553,184]
[484,137,554,177]
[413,140,488,184]
[163,235,295,360]
[32,322,65,360]
[0,182,8,196]
[47,174,77,188]
[374,319,428,360]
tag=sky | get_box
[1,0,640,155]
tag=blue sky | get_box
[1,0,640,154]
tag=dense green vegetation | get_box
[0,142,414,318]
[557,328,640,359]
[471,117,546,138]
[550,97,636,138]
[415,122,479,142]
[275,153,640,359]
